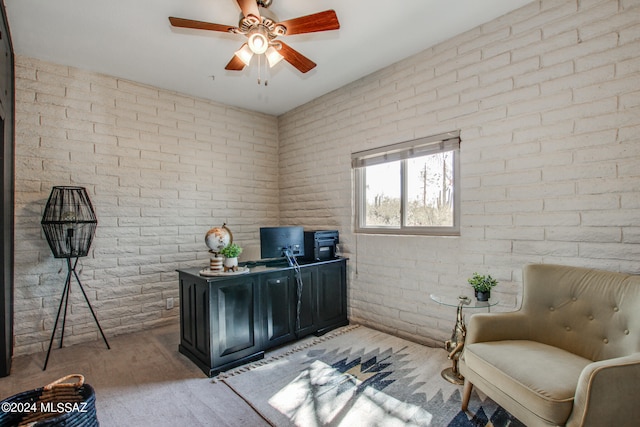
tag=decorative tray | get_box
[199,266,250,277]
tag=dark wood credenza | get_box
[177,258,348,376]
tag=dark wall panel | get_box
[0,1,15,377]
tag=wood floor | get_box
[0,323,270,426]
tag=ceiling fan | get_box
[169,0,340,74]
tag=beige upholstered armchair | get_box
[459,263,640,427]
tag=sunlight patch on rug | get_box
[220,326,525,427]
[269,360,434,426]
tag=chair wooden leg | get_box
[461,380,473,411]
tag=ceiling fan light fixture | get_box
[234,43,254,66]
[266,46,283,67]
[247,27,269,54]
[168,4,341,76]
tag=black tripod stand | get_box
[43,256,110,370]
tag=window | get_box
[352,131,460,236]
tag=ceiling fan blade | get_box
[236,0,261,20]
[225,53,247,71]
[169,17,235,33]
[278,42,316,73]
[278,10,340,35]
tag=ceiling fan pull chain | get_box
[257,54,261,85]
[257,54,269,86]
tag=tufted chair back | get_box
[522,263,640,362]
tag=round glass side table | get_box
[430,294,499,385]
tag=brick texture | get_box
[12,0,640,354]
[13,57,278,355]
[278,0,640,346]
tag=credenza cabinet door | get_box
[213,276,261,363]
[261,271,296,349]
[316,261,348,334]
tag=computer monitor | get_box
[260,226,304,259]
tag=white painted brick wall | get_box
[278,0,640,346]
[12,0,640,354]
[13,56,279,355]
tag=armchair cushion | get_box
[464,340,592,425]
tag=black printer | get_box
[304,230,339,261]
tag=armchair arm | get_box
[566,352,640,427]
[465,311,531,345]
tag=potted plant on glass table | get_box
[467,272,498,301]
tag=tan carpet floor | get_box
[0,322,269,426]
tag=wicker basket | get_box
[0,374,98,427]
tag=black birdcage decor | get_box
[41,186,97,258]
[40,186,109,370]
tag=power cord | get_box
[284,248,304,332]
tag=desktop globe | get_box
[205,224,233,254]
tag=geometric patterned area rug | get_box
[216,325,525,427]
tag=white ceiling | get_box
[5,0,533,116]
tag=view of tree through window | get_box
[353,131,460,235]
[364,153,454,228]
[406,152,454,227]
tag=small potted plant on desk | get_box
[468,272,498,302]
[220,243,243,272]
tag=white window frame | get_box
[352,131,461,236]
